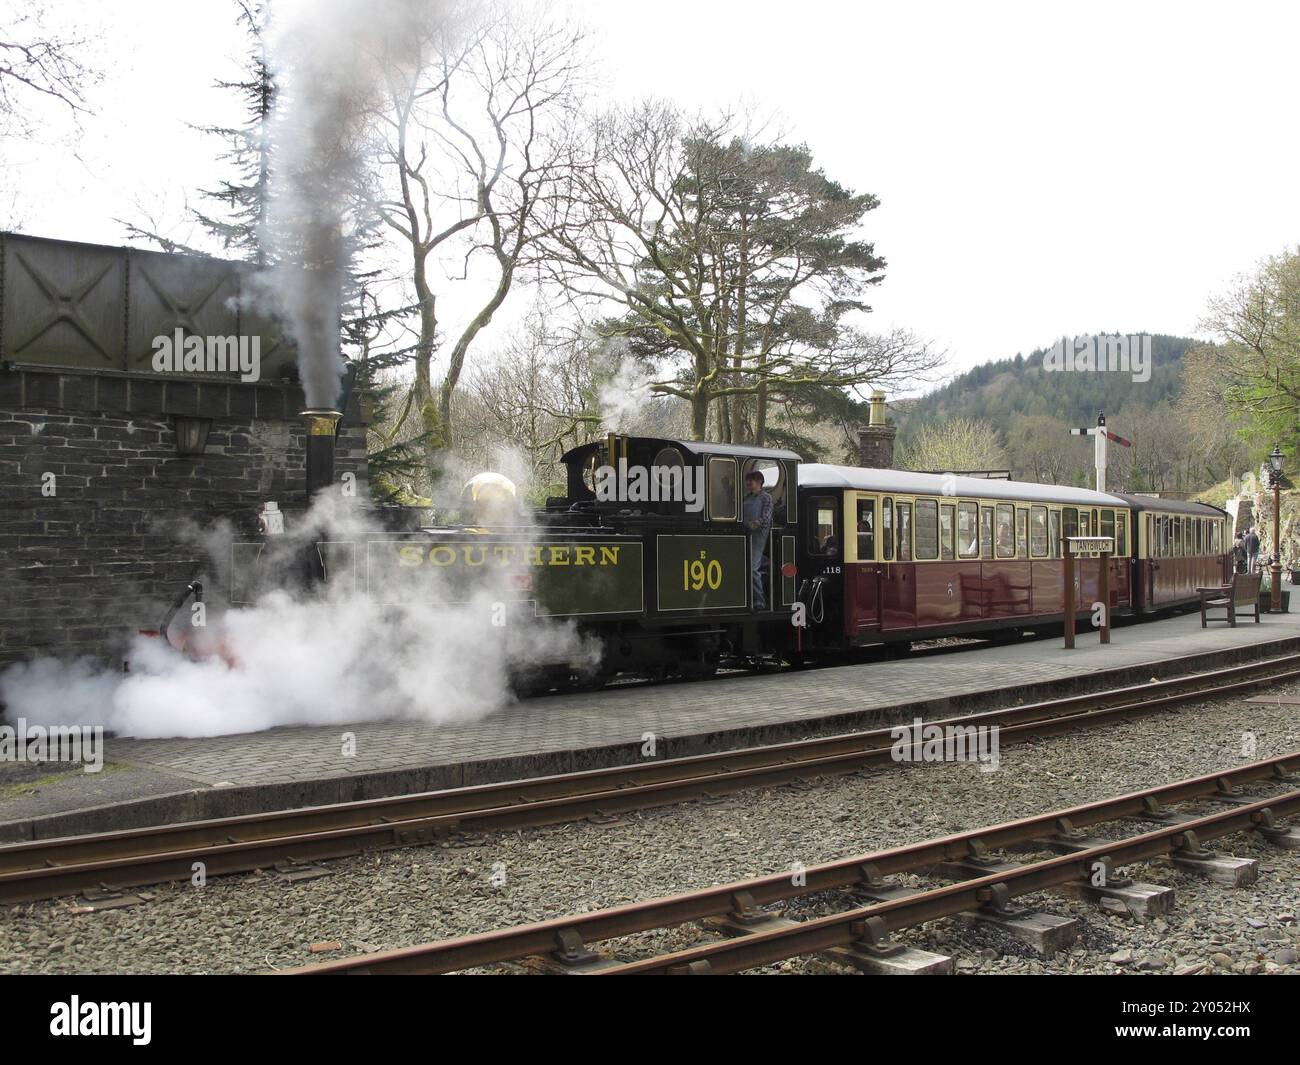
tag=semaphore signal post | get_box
[1069,411,1133,492]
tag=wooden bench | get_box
[1198,572,1262,627]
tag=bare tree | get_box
[0,2,98,136]
[457,304,599,495]
[900,417,1008,473]
[370,5,583,461]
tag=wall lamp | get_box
[173,416,213,456]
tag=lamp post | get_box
[1269,445,1284,613]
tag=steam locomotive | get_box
[161,427,1231,684]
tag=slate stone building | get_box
[0,233,369,666]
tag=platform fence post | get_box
[1063,540,1075,649]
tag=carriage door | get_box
[805,495,843,641]
[847,494,880,637]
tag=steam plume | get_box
[0,494,598,739]
[260,0,460,406]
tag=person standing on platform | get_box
[743,470,774,610]
[1233,532,1247,574]
[1246,527,1261,573]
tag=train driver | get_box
[743,470,774,609]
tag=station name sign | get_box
[1066,536,1115,557]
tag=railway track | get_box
[283,753,1300,975]
[2,652,1300,905]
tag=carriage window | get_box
[707,457,738,522]
[1015,508,1028,558]
[1063,507,1079,541]
[1030,506,1048,557]
[1079,510,1092,536]
[1100,509,1114,545]
[980,507,994,559]
[896,502,913,562]
[940,504,955,560]
[808,496,839,556]
[856,498,875,561]
[958,501,979,558]
[1117,513,1127,556]
[1174,517,1184,556]
[915,499,938,560]
[1050,509,1062,558]
[995,504,1015,559]
[882,497,893,560]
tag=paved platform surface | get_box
[4,607,1300,839]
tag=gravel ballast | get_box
[1,681,1297,975]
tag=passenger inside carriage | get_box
[996,515,1014,556]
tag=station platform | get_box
[4,607,1300,841]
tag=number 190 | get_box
[683,558,723,591]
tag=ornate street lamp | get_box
[1269,445,1284,612]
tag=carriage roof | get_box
[797,463,1129,508]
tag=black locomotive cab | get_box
[547,435,803,676]
[556,433,799,530]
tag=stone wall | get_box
[0,368,368,665]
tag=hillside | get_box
[897,334,1195,445]
[887,333,1240,494]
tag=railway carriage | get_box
[1113,494,1232,611]
[792,464,1232,652]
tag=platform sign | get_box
[1063,536,1115,650]
[656,534,749,612]
[1066,536,1114,558]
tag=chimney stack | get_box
[301,408,342,499]
[858,390,896,469]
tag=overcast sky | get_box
[4,0,1298,388]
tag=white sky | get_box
[3,0,1298,389]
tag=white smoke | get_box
[597,356,658,433]
[0,494,599,739]
[258,0,464,407]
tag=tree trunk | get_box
[410,263,440,467]
[732,213,749,444]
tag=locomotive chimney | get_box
[300,407,342,499]
[858,390,896,469]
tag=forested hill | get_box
[897,334,1196,445]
